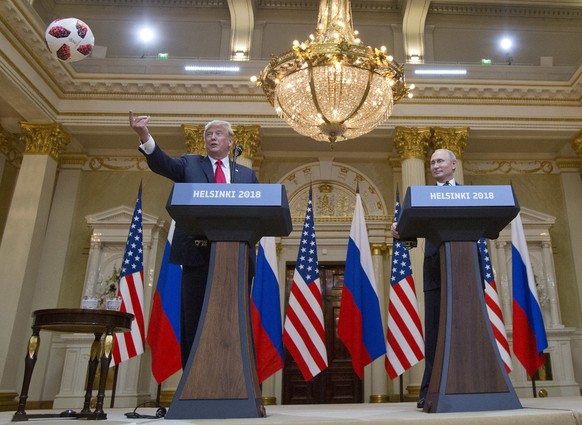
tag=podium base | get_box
[167,241,265,419]
[424,391,522,413]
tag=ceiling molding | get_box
[430,2,582,18]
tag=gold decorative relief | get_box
[182,124,205,155]
[88,156,149,171]
[430,127,469,158]
[19,122,70,161]
[232,124,260,162]
[393,127,431,160]
[283,162,388,220]
[183,123,261,163]
[463,160,555,175]
[571,130,582,157]
[0,125,22,167]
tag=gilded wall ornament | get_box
[0,126,22,167]
[393,126,431,160]
[430,127,469,158]
[19,122,70,161]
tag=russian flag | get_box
[511,213,548,377]
[251,236,284,383]
[146,221,182,384]
[338,192,386,378]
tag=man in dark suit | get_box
[390,148,458,409]
[129,111,259,368]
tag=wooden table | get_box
[12,308,134,421]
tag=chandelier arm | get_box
[341,68,374,123]
[308,63,328,124]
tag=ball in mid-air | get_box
[45,17,94,62]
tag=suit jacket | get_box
[142,144,260,266]
[422,182,461,292]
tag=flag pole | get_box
[398,375,404,402]
[156,383,161,406]
[531,375,537,397]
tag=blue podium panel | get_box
[167,183,292,245]
[397,185,519,245]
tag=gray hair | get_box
[434,148,456,161]
[204,120,234,138]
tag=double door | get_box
[282,264,362,404]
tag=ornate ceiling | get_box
[1,0,582,157]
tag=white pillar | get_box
[540,241,563,328]
[0,154,59,396]
[492,240,512,328]
[368,244,388,402]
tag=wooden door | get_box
[282,264,363,404]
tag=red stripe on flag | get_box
[148,292,181,383]
[251,301,284,383]
[513,300,544,376]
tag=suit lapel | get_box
[201,156,214,182]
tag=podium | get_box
[397,185,522,413]
[165,183,292,419]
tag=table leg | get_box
[93,331,114,419]
[14,329,40,419]
[81,332,103,414]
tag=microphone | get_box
[234,144,244,158]
[231,144,244,183]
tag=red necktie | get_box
[214,159,226,183]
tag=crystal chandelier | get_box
[253,0,413,147]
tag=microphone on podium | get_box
[231,144,244,183]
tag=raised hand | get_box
[129,111,151,142]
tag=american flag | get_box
[478,238,513,373]
[385,193,424,379]
[112,185,145,365]
[283,188,328,381]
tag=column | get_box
[392,126,430,399]
[83,238,104,298]
[369,244,388,402]
[430,127,469,184]
[28,155,85,402]
[561,133,582,323]
[0,122,70,406]
[540,241,563,328]
[492,240,512,328]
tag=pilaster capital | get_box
[19,122,70,161]
[371,243,386,256]
[182,124,205,154]
[232,124,261,163]
[0,125,22,166]
[430,127,469,158]
[571,130,582,158]
[393,127,431,160]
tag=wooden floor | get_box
[1,397,580,425]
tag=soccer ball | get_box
[45,17,94,63]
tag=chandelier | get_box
[253,0,413,147]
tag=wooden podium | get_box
[164,183,292,419]
[397,185,522,413]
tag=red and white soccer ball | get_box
[45,17,94,63]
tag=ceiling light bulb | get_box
[139,27,154,43]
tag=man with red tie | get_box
[129,111,259,367]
